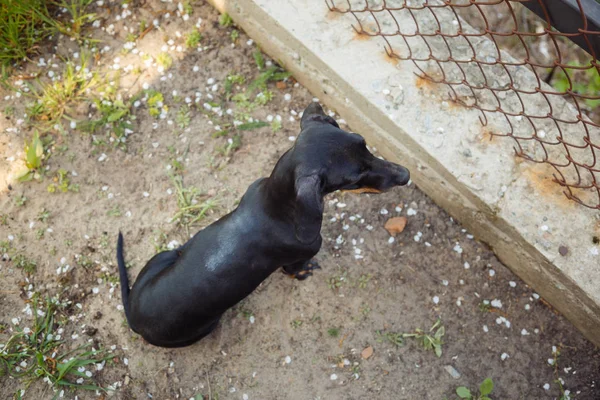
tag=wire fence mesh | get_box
[326,0,600,210]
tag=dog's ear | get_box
[301,103,339,130]
[294,174,323,244]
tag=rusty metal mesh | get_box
[326,0,600,210]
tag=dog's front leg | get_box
[282,259,321,280]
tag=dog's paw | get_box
[283,259,321,280]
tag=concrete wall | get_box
[208,0,600,346]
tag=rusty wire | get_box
[326,0,600,210]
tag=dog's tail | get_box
[117,232,135,331]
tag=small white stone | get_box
[501,353,509,361]
[483,325,488,333]
[249,316,255,324]
[521,329,529,336]
[509,281,517,287]
[284,93,292,101]
[143,192,150,197]
[388,237,395,244]
[463,262,470,269]
[284,356,291,364]
[407,208,417,216]
[489,269,495,277]
[433,296,439,304]
[330,374,338,381]
[543,383,550,390]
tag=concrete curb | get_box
[208,0,600,346]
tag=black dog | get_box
[117,103,410,347]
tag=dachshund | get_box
[117,102,410,347]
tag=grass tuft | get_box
[0,295,112,396]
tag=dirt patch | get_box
[1,2,599,399]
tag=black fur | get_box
[117,103,410,347]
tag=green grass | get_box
[52,0,96,42]
[16,131,45,182]
[0,295,111,396]
[47,169,79,193]
[156,52,173,70]
[236,121,268,131]
[11,254,37,274]
[401,319,445,357]
[27,54,99,127]
[455,378,494,400]
[169,174,219,233]
[146,89,167,118]
[78,95,136,148]
[0,0,96,69]
[375,330,404,348]
[176,105,191,129]
[327,327,340,338]
[185,30,202,48]
[253,50,265,70]
[219,13,233,27]
[0,0,55,68]
[216,135,241,158]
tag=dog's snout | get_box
[394,165,410,186]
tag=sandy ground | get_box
[0,1,599,399]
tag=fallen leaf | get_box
[276,81,287,90]
[361,346,373,359]
[384,217,407,236]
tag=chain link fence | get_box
[326,0,600,210]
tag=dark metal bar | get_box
[520,0,600,59]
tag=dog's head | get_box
[291,102,410,243]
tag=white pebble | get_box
[284,356,291,364]
[330,374,338,381]
[388,237,395,244]
[509,281,517,287]
[543,383,550,390]
[501,353,509,361]
[433,296,439,304]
